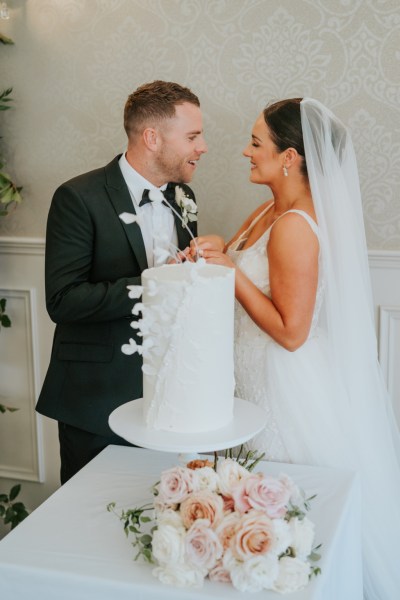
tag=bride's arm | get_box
[205,213,319,351]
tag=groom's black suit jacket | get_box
[36,156,197,437]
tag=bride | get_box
[191,98,400,600]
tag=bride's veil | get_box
[301,98,400,599]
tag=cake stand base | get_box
[108,397,267,453]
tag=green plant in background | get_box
[0,485,29,529]
[1,33,22,216]
[0,29,28,532]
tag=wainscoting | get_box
[0,237,399,532]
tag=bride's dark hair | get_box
[263,98,308,177]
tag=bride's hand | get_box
[189,235,225,259]
[202,249,235,268]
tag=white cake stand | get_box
[108,397,267,455]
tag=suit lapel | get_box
[104,156,148,273]
[175,213,194,249]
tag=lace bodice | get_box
[227,204,323,346]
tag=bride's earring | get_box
[283,164,288,177]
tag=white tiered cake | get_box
[139,262,235,433]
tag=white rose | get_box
[271,518,292,556]
[196,466,219,492]
[289,517,315,560]
[273,556,310,593]
[230,555,279,593]
[152,564,204,588]
[152,524,185,566]
[216,458,249,496]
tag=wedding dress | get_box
[227,98,400,600]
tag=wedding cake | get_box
[130,261,235,433]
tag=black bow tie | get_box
[139,183,176,208]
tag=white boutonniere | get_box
[175,186,198,228]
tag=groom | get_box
[36,81,207,483]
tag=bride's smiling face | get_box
[243,114,284,185]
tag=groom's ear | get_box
[142,127,159,151]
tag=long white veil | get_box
[300,98,400,599]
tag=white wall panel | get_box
[0,287,43,481]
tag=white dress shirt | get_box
[118,153,178,267]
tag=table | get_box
[0,445,362,599]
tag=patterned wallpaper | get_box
[0,0,399,249]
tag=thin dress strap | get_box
[273,209,319,237]
[229,203,274,251]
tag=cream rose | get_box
[289,517,315,560]
[273,556,310,593]
[180,489,224,529]
[232,510,276,560]
[216,458,249,496]
[155,507,185,531]
[195,466,219,492]
[184,518,223,571]
[271,517,292,556]
[215,511,241,549]
[157,466,199,505]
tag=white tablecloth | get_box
[0,445,362,599]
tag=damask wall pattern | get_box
[0,0,399,248]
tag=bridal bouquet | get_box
[108,450,321,594]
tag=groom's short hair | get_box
[124,80,200,139]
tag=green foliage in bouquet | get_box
[107,503,155,563]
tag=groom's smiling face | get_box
[155,102,207,183]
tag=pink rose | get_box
[232,473,291,518]
[158,466,199,505]
[232,510,276,560]
[184,518,223,571]
[180,489,224,529]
